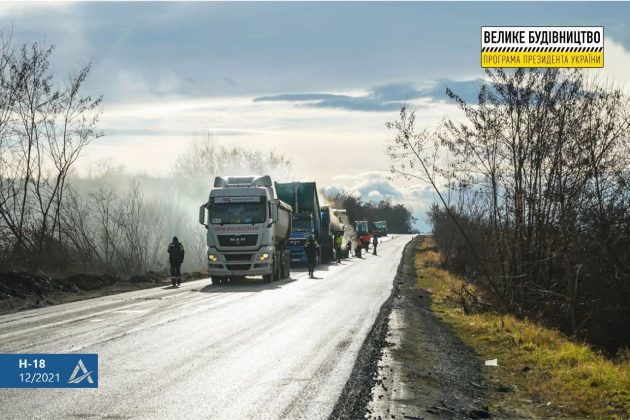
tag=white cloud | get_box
[0,2,68,17]
[367,190,383,200]
[587,38,630,92]
[321,171,437,231]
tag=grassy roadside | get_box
[415,237,630,418]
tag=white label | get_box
[214,196,262,203]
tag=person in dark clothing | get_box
[167,236,185,286]
[372,235,379,256]
[304,235,319,278]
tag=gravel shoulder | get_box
[331,236,488,419]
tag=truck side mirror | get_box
[199,203,208,228]
[270,202,278,222]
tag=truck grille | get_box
[224,253,253,262]
[227,264,251,271]
[217,234,258,247]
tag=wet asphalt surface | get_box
[0,235,411,419]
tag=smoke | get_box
[65,135,294,274]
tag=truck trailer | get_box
[199,175,292,284]
[276,182,332,264]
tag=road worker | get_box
[167,236,185,286]
[334,233,343,263]
[372,235,379,256]
[304,235,320,278]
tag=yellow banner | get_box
[481,51,603,68]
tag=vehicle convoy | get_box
[199,175,293,284]
[373,220,388,237]
[276,182,333,264]
[355,220,371,252]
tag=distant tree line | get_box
[324,192,416,234]
[388,69,630,354]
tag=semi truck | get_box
[276,182,333,264]
[199,175,293,284]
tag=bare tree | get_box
[0,41,102,268]
[388,68,630,352]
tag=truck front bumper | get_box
[207,262,272,277]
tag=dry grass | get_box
[415,237,630,418]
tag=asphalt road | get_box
[0,235,411,419]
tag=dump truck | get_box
[199,175,292,284]
[276,182,332,264]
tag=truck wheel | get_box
[211,276,223,285]
[273,257,280,282]
[264,258,274,283]
[283,251,291,278]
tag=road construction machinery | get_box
[355,220,371,252]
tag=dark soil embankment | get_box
[0,270,206,315]
[331,236,488,419]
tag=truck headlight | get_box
[208,254,219,262]
[258,253,270,261]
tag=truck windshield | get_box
[292,219,312,232]
[208,202,266,224]
[355,222,368,233]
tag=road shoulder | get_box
[331,236,488,419]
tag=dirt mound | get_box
[129,271,166,284]
[0,271,126,297]
[0,271,64,298]
[0,269,204,315]
[64,273,121,290]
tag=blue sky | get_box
[1,2,629,230]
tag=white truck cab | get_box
[199,175,292,284]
